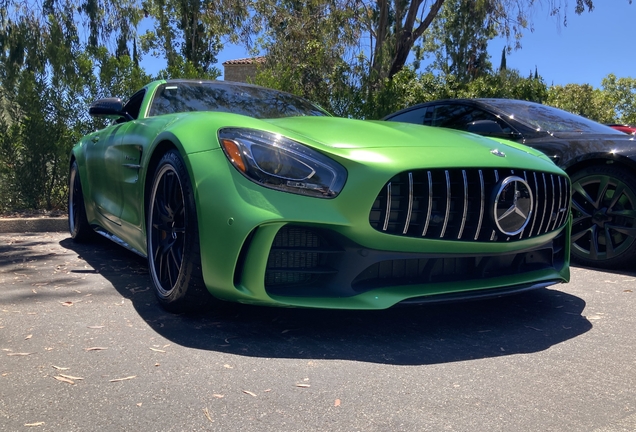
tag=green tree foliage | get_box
[363,0,594,84]
[601,74,636,124]
[140,0,249,78]
[545,83,614,123]
[417,0,496,83]
[250,0,360,116]
[0,0,149,211]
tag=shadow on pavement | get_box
[60,237,592,366]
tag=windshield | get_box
[148,81,329,119]
[484,99,624,135]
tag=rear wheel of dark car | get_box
[147,150,212,312]
[68,161,96,242]
[570,165,636,268]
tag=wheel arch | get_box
[563,153,636,178]
[143,140,180,224]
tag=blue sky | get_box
[143,1,634,88]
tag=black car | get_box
[385,99,636,269]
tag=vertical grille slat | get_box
[422,171,433,236]
[547,174,556,233]
[537,173,548,234]
[403,173,414,234]
[458,170,468,240]
[440,170,451,238]
[474,170,485,241]
[528,172,540,237]
[382,182,392,231]
[370,168,570,242]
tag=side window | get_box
[388,107,427,125]
[123,90,146,120]
[432,105,512,133]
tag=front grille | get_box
[369,168,570,242]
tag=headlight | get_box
[218,128,347,198]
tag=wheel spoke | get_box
[607,183,626,210]
[571,226,591,243]
[594,176,610,208]
[571,198,592,218]
[589,225,599,260]
[604,226,616,259]
[606,224,636,238]
[573,182,597,210]
[608,209,636,220]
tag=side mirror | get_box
[467,119,505,135]
[89,98,133,121]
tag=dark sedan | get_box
[385,99,636,269]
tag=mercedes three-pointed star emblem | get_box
[493,176,534,236]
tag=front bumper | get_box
[188,149,570,310]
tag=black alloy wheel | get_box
[68,161,95,242]
[570,165,636,268]
[147,150,211,312]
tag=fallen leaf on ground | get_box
[203,408,213,423]
[295,383,311,388]
[24,422,45,427]
[25,334,32,340]
[149,348,165,353]
[53,376,75,385]
[136,403,142,407]
[242,390,257,397]
[52,365,69,370]
[110,376,136,382]
[84,347,108,351]
[625,290,633,293]
[334,399,341,407]
[61,301,73,307]
[60,374,83,380]
[7,352,33,356]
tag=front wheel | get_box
[570,165,636,268]
[147,150,212,312]
[68,161,95,242]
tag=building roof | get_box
[222,56,266,66]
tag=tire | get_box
[570,164,636,269]
[147,150,212,312]
[68,161,95,242]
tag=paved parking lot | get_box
[1,232,635,431]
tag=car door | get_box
[84,90,146,229]
[84,121,132,226]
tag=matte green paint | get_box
[72,80,571,310]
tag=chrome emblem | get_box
[493,176,533,236]
[490,149,506,157]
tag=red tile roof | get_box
[222,56,266,65]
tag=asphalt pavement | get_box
[1,232,635,431]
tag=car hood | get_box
[260,116,563,173]
[266,117,501,149]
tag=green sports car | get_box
[69,79,572,312]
